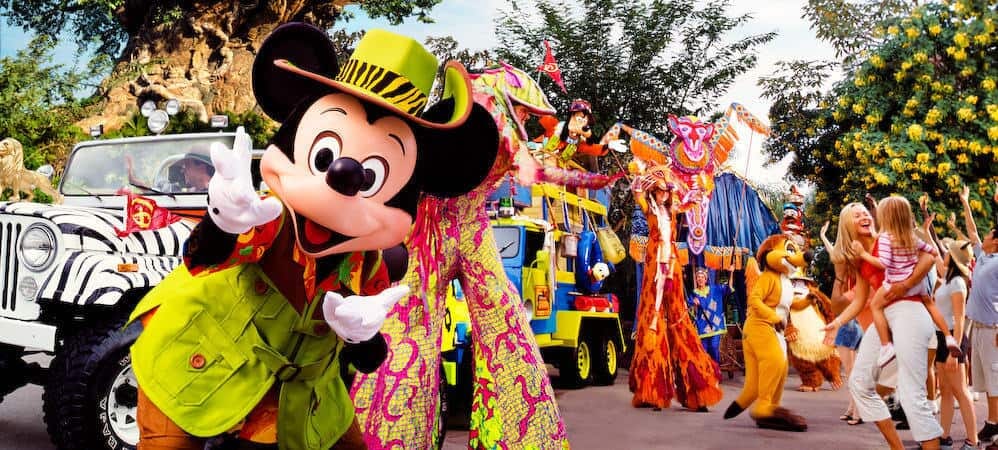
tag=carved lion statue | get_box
[0,138,62,203]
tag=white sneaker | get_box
[877,343,896,367]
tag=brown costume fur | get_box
[786,285,842,391]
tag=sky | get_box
[0,0,840,193]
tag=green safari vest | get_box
[129,262,352,450]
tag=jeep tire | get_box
[44,313,141,450]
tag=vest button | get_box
[254,278,269,295]
[190,353,206,369]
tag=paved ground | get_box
[4,364,989,450]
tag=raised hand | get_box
[207,127,283,234]
[322,285,410,343]
[959,184,970,204]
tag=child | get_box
[850,196,962,367]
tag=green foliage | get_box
[802,0,912,68]
[764,0,998,230]
[0,35,88,168]
[344,0,443,24]
[103,110,275,148]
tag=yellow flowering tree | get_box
[766,0,998,225]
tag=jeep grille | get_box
[1,221,23,313]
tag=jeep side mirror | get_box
[36,165,55,180]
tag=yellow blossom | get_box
[890,158,904,172]
[938,162,951,175]
[914,52,928,63]
[929,24,942,35]
[957,107,975,122]
[871,55,885,68]
[888,25,900,36]
[946,46,957,56]
[960,67,974,77]
[956,153,969,164]
[954,32,970,48]
[832,110,843,121]
[908,124,924,141]
[906,28,919,39]
[865,114,881,125]
[916,153,930,163]
[855,77,866,87]
[966,95,979,104]
[838,97,851,107]
[975,34,991,45]
[912,173,921,181]
[874,172,890,185]
[906,99,919,109]
[971,199,983,212]
[895,71,906,82]
[925,108,942,126]
[983,79,996,91]
[969,141,983,154]
[852,103,865,114]
[901,60,913,70]
[955,49,968,61]
[989,126,998,142]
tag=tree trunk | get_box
[77,0,351,132]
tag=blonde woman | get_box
[824,201,942,450]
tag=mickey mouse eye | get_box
[358,156,388,198]
[309,132,341,174]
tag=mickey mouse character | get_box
[126,23,498,450]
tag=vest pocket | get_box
[304,375,350,449]
[152,309,248,406]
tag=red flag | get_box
[537,40,567,94]
[115,191,181,237]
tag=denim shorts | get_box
[834,319,863,350]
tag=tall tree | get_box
[0,0,443,131]
[493,0,775,136]
[764,0,998,226]
[0,35,89,170]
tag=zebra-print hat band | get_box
[335,58,428,115]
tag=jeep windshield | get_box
[60,134,235,197]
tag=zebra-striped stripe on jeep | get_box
[0,202,194,308]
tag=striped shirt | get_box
[877,232,935,295]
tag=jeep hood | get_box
[0,202,196,257]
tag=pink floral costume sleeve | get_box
[350,76,568,449]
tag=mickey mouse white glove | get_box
[608,139,628,153]
[321,285,409,344]
[207,126,283,234]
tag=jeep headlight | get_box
[19,225,57,271]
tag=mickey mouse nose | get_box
[326,157,365,196]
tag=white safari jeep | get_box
[0,132,263,450]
